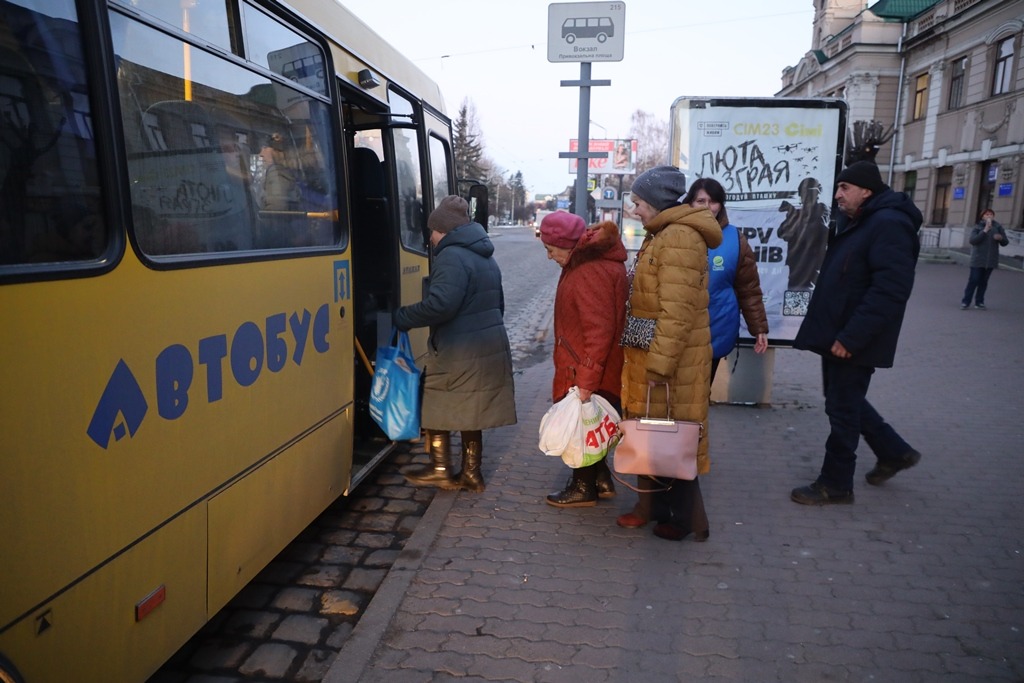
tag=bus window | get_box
[428,134,451,208]
[241,2,328,97]
[393,126,425,252]
[121,0,232,53]
[0,0,108,268]
[109,9,338,256]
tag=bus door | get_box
[385,88,432,331]
[340,90,396,451]
[423,108,455,218]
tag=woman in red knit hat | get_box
[539,210,629,506]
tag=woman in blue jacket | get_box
[682,178,768,382]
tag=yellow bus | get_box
[0,1,485,680]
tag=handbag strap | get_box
[608,467,673,493]
[644,383,672,420]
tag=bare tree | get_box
[628,110,670,183]
[845,119,895,165]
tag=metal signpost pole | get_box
[574,62,593,222]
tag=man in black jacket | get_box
[790,161,923,505]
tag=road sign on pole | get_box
[547,3,626,63]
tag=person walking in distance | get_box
[538,211,628,507]
[960,208,1008,310]
[393,195,517,492]
[791,161,923,505]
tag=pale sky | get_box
[337,0,817,195]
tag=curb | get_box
[323,487,456,682]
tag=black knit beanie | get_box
[428,195,471,233]
[836,161,885,193]
[631,165,688,212]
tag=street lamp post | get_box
[508,173,515,225]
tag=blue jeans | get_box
[962,267,993,306]
[818,359,913,492]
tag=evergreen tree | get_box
[510,171,525,223]
[452,99,485,183]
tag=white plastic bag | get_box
[538,387,622,468]
[538,387,582,457]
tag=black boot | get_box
[456,430,485,492]
[403,430,458,488]
[546,465,598,507]
[594,457,616,499]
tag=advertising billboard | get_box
[567,138,637,175]
[670,97,848,343]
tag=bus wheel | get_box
[565,34,575,44]
[0,654,25,683]
[597,33,607,43]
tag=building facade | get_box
[778,0,1023,239]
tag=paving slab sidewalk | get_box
[329,262,1024,683]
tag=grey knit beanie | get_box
[428,195,471,233]
[631,165,688,212]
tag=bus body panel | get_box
[0,504,208,683]
[207,409,350,612]
[0,250,353,627]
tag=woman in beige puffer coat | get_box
[617,166,722,542]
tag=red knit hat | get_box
[539,211,585,249]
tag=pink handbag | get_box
[613,384,701,482]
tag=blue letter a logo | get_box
[87,359,149,449]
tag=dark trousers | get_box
[962,267,993,306]
[819,358,913,491]
[710,356,722,384]
[633,476,708,534]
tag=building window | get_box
[903,171,917,201]
[992,36,1015,95]
[913,73,929,120]
[932,167,952,225]
[948,56,967,109]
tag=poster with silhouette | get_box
[670,97,847,343]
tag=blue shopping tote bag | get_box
[369,330,422,441]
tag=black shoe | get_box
[974,303,986,310]
[652,523,687,541]
[595,466,616,499]
[791,481,854,505]
[865,450,922,486]
[546,477,597,508]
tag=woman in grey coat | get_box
[961,208,1008,310]
[393,195,517,491]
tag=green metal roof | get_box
[869,0,942,21]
